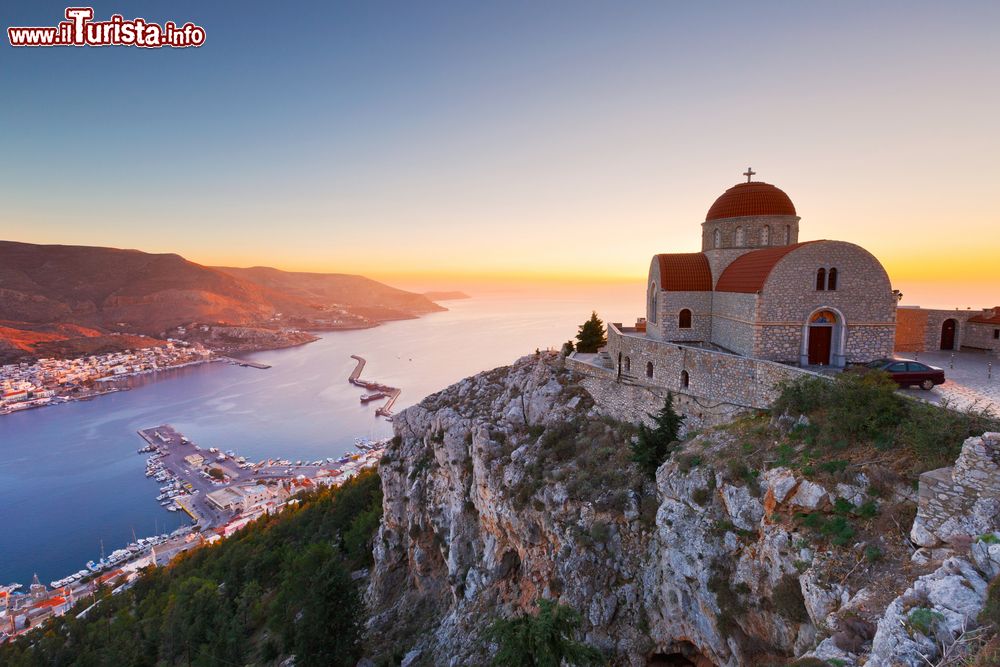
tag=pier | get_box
[222,357,271,369]
[348,355,400,419]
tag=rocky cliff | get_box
[365,353,1000,666]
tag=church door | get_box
[940,319,956,350]
[807,326,833,365]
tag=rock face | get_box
[365,354,1000,666]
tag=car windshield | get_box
[865,359,889,368]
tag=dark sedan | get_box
[862,358,946,390]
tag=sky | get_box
[1,1,998,307]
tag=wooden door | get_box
[940,319,956,350]
[808,326,832,365]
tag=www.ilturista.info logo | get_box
[8,7,205,48]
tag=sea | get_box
[0,287,642,587]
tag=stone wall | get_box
[964,322,1000,355]
[700,214,800,255]
[757,241,896,365]
[910,432,1000,547]
[655,291,713,343]
[709,291,757,356]
[590,323,822,412]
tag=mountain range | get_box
[0,240,444,361]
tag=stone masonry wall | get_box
[911,432,1000,547]
[757,240,896,364]
[964,322,1000,356]
[595,323,821,411]
[656,291,713,343]
[710,291,758,356]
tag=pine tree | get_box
[574,311,607,353]
[631,393,685,478]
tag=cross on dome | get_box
[743,167,756,183]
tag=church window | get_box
[624,356,631,372]
[816,268,826,291]
[713,228,721,249]
[646,361,654,379]
[649,285,658,323]
[786,225,791,243]
[994,329,999,340]
[827,268,838,291]
[761,226,770,246]
[680,370,689,388]
[678,309,692,329]
[735,226,745,246]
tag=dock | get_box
[222,357,272,370]
[348,355,400,419]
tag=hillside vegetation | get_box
[0,471,382,667]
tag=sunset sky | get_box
[1,1,998,307]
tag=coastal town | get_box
[0,423,385,642]
[0,342,215,415]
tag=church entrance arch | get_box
[940,319,957,350]
[801,308,846,367]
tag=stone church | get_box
[615,171,897,373]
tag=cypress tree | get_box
[574,311,607,353]
[631,393,685,478]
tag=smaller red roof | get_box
[33,596,66,609]
[655,253,713,291]
[715,242,819,293]
[969,308,1000,324]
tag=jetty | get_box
[348,355,400,419]
[223,357,271,370]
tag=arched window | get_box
[624,356,631,373]
[827,268,838,291]
[649,285,658,324]
[735,226,745,246]
[761,226,770,246]
[786,225,792,243]
[680,370,690,388]
[678,308,692,329]
[646,361,654,379]
[816,268,826,291]
[713,228,721,249]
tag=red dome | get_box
[706,181,796,221]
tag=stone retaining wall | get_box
[911,432,1000,547]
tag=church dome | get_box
[706,181,796,221]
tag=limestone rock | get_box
[789,480,828,510]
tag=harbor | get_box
[349,354,401,418]
[1,424,385,641]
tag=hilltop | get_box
[0,241,444,362]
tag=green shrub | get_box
[484,599,604,666]
[907,607,944,636]
[979,575,1000,629]
[864,545,883,562]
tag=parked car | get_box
[861,358,945,390]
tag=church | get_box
[607,170,897,385]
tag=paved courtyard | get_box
[894,350,1000,415]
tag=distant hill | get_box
[0,241,444,361]
[422,291,470,301]
[217,266,444,321]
